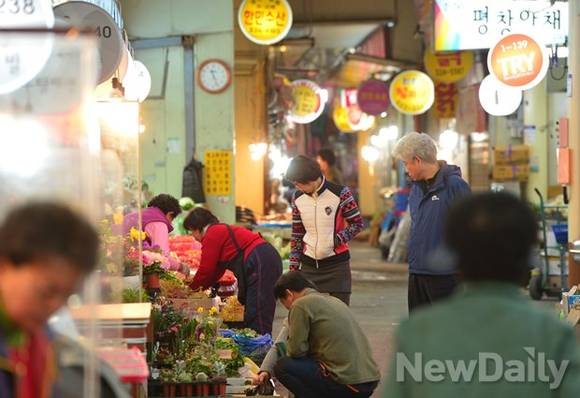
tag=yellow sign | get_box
[238,0,293,45]
[389,70,435,115]
[424,50,473,83]
[333,106,353,132]
[288,79,325,124]
[204,150,232,196]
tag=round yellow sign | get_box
[389,70,435,115]
[424,50,473,83]
[289,80,325,124]
[238,0,293,45]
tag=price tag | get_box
[0,0,55,94]
[54,1,123,84]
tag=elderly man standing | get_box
[392,132,470,312]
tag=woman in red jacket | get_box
[184,208,282,335]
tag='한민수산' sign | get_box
[487,33,549,91]
[356,79,390,115]
[389,70,435,116]
[424,50,473,83]
[238,0,293,45]
[288,80,326,124]
[434,0,567,51]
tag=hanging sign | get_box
[124,61,152,102]
[0,0,55,95]
[0,40,97,114]
[478,75,522,116]
[333,106,353,132]
[54,1,124,84]
[288,79,326,124]
[424,50,473,83]
[238,0,293,45]
[487,33,549,91]
[434,0,568,51]
[333,91,375,133]
[389,70,435,115]
[357,79,390,115]
[204,150,232,196]
[434,82,458,119]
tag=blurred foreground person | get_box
[0,202,127,398]
[384,192,580,397]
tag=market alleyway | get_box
[271,241,408,397]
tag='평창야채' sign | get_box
[434,0,567,51]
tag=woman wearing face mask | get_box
[184,208,282,335]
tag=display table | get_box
[70,303,152,351]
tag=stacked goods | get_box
[160,278,218,315]
[220,296,245,322]
[492,145,530,181]
[169,235,236,287]
[169,235,202,270]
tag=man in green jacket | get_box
[273,271,380,398]
[384,192,580,397]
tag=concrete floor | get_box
[271,241,409,397]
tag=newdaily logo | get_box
[396,348,569,390]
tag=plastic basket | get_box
[552,224,568,245]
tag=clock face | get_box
[198,60,231,94]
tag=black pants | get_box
[408,273,458,313]
[274,357,378,398]
[244,243,283,335]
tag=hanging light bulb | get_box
[439,129,459,150]
[361,145,380,163]
[249,142,268,161]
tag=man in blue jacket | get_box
[393,132,470,312]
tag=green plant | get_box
[143,262,167,276]
[122,288,147,303]
[215,337,245,377]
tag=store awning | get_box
[329,53,417,88]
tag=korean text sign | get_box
[434,0,567,51]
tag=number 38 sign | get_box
[0,0,55,94]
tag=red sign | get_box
[434,82,458,119]
[357,79,390,115]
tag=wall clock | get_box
[197,59,231,94]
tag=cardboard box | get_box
[494,145,530,165]
[492,164,530,181]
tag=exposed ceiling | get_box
[271,0,420,88]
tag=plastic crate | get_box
[552,224,568,245]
